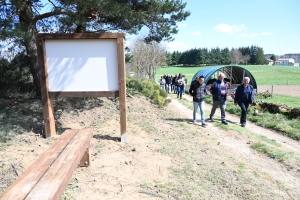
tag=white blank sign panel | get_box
[45,39,119,91]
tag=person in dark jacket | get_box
[165,74,172,93]
[189,75,207,126]
[209,73,228,125]
[172,74,177,94]
[191,77,199,86]
[234,77,255,127]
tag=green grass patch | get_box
[242,65,300,85]
[255,94,300,108]
[251,142,295,162]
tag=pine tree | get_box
[0,0,190,96]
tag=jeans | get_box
[210,98,226,121]
[177,85,184,98]
[193,101,205,123]
[173,85,177,93]
[239,101,250,124]
[165,84,170,93]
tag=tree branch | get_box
[33,10,68,23]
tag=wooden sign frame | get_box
[36,33,127,143]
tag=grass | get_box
[256,94,300,108]
[156,65,300,85]
[251,142,296,162]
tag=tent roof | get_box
[192,65,257,89]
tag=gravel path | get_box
[182,94,300,155]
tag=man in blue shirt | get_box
[209,73,229,125]
[234,77,255,127]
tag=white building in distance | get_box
[274,58,296,66]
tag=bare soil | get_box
[1,92,300,199]
[258,85,300,97]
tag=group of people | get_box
[189,72,255,127]
[159,73,187,99]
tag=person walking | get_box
[182,75,187,95]
[159,76,165,90]
[209,73,229,125]
[165,74,172,93]
[176,73,185,99]
[234,77,255,127]
[172,74,177,94]
[189,75,207,127]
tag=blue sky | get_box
[160,0,300,55]
[39,0,300,55]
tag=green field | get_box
[156,65,300,85]
[255,94,300,108]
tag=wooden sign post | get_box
[36,33,127,143]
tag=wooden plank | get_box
[117,36,127,143]
[48,91,119,98]
[25,129,93,200]
[36,37,56,138]
[0,130,78,200]
[36,33,125,39]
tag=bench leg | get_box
[79,147,90,167]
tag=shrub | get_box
[126,77,170,107]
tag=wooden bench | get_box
[0,129,93,200]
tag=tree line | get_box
[165,45,266,66]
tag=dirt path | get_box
[182,94,300,154]
[170,95,300,197]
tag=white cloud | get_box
[214,23,245,34]
[249,33,258,37]
[192,31,201,36]
[262,32,271,36]
[164,41,191,52]
[178,23,187,27]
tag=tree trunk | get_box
[26,37,41,98]
[18,1,41,97]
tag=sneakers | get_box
[222,120,228,125]
[201,122,207,127]
[209,116,214,121]
[241,123,246,127]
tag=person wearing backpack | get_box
[189,75,207,127]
